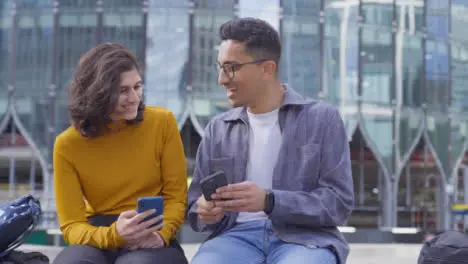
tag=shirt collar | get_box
[222,85,311,122]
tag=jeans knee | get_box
[191,252,221,264]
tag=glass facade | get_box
[1,0,468,231]
[145,0,189,123]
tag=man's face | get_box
[217,40,267,108]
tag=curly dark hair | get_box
[219,17,281,69]
[68,42,145,138]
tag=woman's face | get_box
[110,68,143,121]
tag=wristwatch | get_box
[263,190,275,215]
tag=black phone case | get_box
[200,171,228,201]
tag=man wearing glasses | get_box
[186,17,354,264]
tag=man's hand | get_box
[116,210,164,245]
[127,232,165,250]
[196,196,225,224]
[212,181,267,212]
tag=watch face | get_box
[264,191,274,214]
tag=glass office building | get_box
[1,0,468,232]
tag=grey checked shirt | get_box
[187,87,354,264]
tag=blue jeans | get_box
[191,220,337,264]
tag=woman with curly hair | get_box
[52,43,188,264]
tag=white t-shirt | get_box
[236,108,282,223]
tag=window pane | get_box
[281,0,320,98]
[395,0,425,33]
[145,0,190,121]
[56,1,98,133]
[13,1,54,159]
[102,1,145,58]
[324,1,359,138]
[0,1,12,119]
[361,28,393,106]
[425,40,449,110]
[191,0,235,128]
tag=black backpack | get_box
[418,230,468,264]
[0,195,49,263]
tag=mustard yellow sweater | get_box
[53,106,187,249]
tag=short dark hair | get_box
[219,17,281,68]
[68,42,145,138]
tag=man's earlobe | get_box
[264,61,277,76]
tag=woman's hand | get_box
[115,210,164,245]
[127,232,165,250]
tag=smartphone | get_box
[200,171,229,201]
[137,196,164,228]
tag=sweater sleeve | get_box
[155,111,188,245]
[53,136,126,249]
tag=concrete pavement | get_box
[18,243,423,263]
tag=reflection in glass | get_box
[398,34,423,108]
[426,115,450,176]
[0,81,6,123]
[361,0,393,27]
[426,15,449,37]
[395,1,425,108]
[324,1,359,105]
[424,1,451,181]
[360,27,393,106]
[0,1,11,120]
[363,115,393,169]
[395,0,425,33]
[145,0,190,121]
[281,0,320,98]
[359,2,395,169]
[348,129,383,227]
[324,1,359,138]
[360,0,394,107]
[394,1,425,160]
[452,0,468,43]
[13,1,54,158]
[451,43,468,113]
[56,1,98,133]
[397,110,423,160]
[102,1,144,58]
[451,0,468,113]
[0,1,54,200]
[424,0,449,111]
[396,157,443,231]
[450,118,468,173]
[192,0,235,128]
[425,40,450,110]
[450,0,468,177]
[427,0,449,10]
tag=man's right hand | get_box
[196,196,224,224]
[116,209,164,245]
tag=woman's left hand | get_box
[127,232,165,250]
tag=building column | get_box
[379,169,394,227]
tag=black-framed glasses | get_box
[215,59,270,80]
